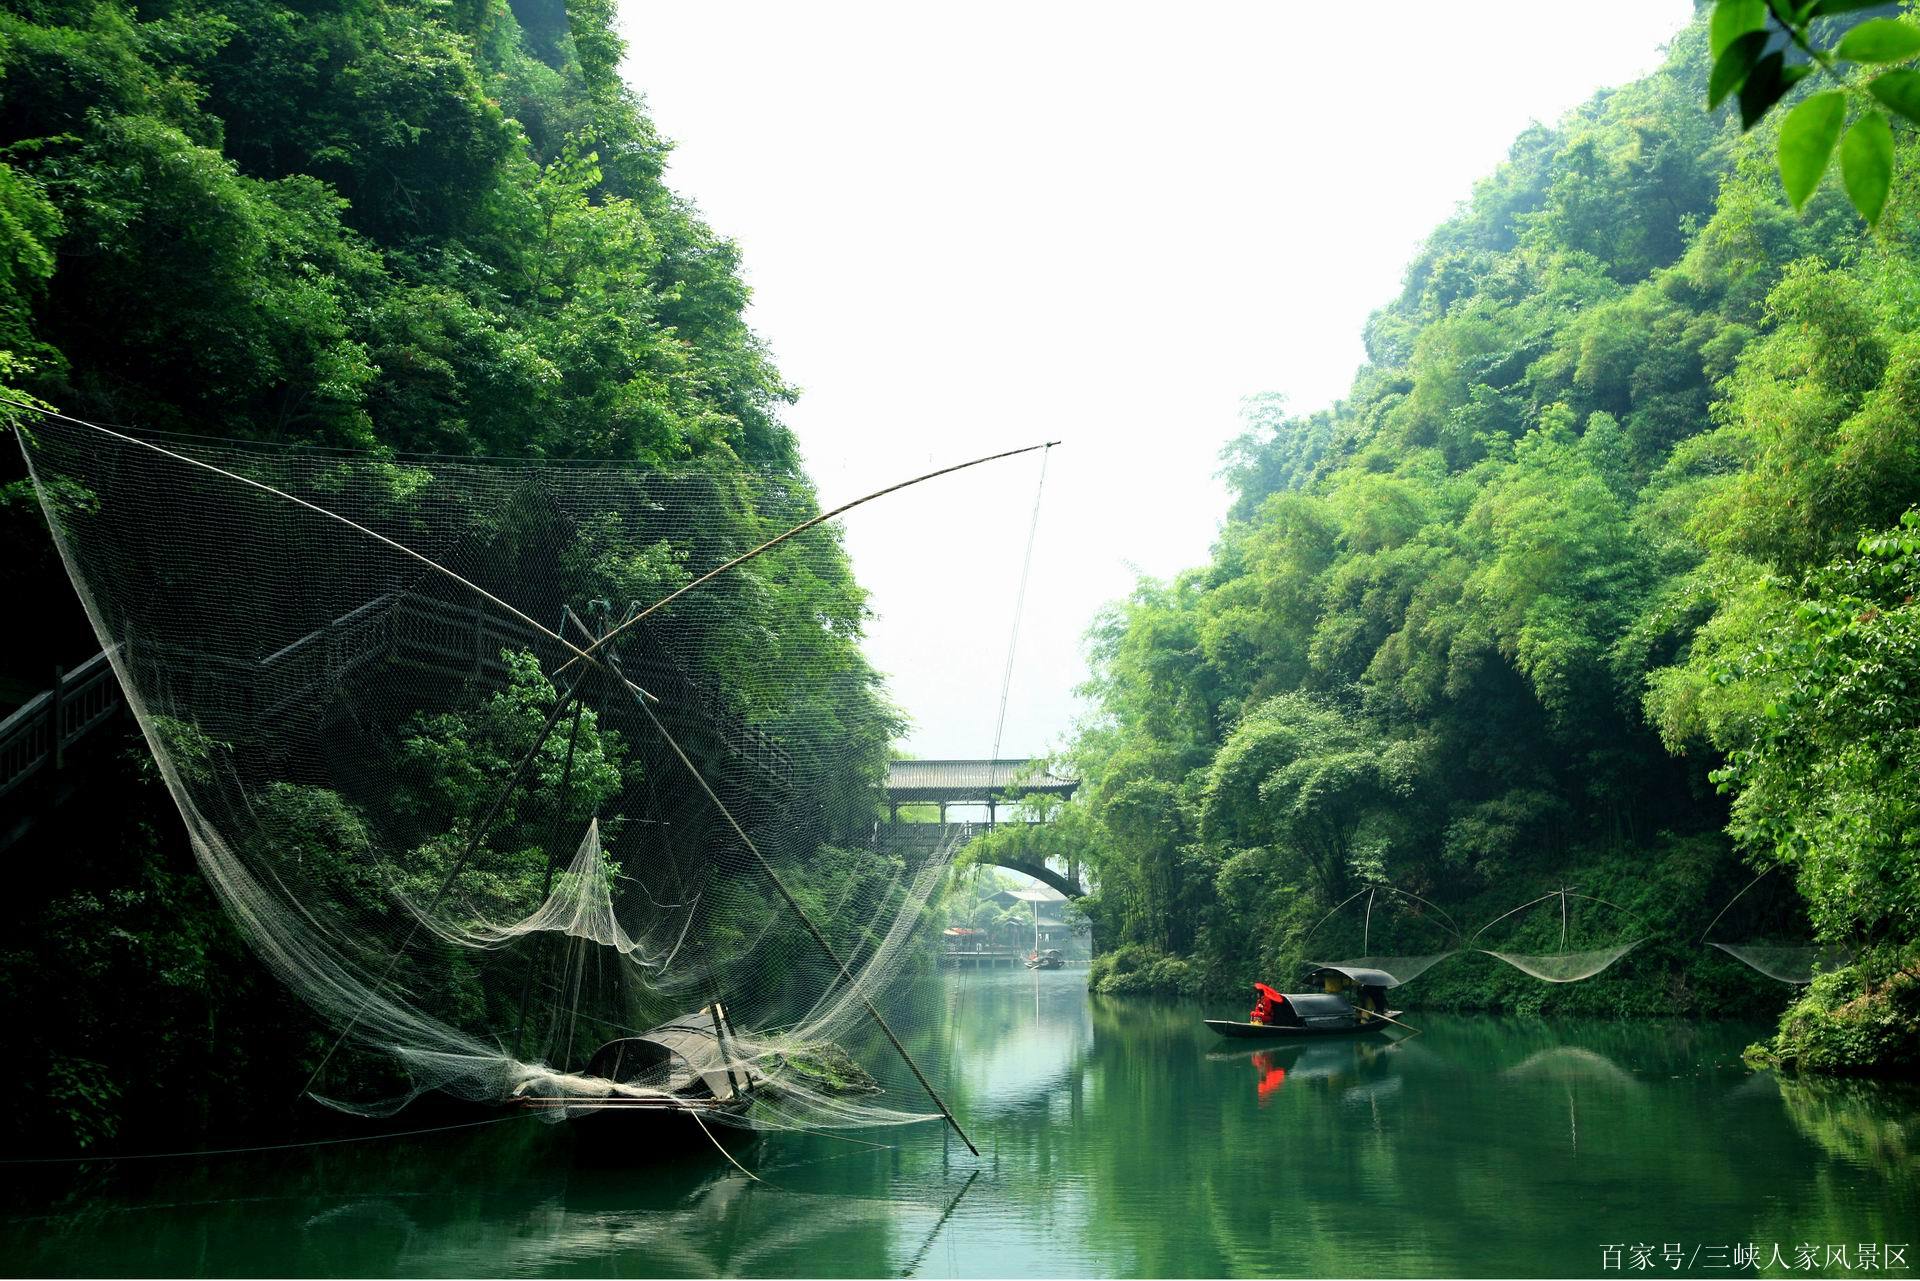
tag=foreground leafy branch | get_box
[1710,1,1920,223]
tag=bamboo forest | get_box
[0,1,1915,1278]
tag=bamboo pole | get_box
[553,441,1061,679]
[1360,1005,1422,1037]
[625,680,981,1156]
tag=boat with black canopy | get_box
[1205,964,1402,1040]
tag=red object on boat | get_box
[1249,982,1287,1022]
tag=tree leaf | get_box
[1812,0,1898,13]
[1834,18,1920,63]
[1778,92,1847,210]
[1868,68,1920,125]
[1712,0,1768,59]
[1740,54,1808,129]
[1711,32,1771,110]
[1840,109,1894,224]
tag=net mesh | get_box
[1479,941,1643,983]
[1309,953,1459,987]
[1299,885,1465,989]
[1709,942,1853,986]
[1700,868,1845,986]
[17,415,976,1134]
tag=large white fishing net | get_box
[16,413,983,1137]
[1700,868,1847,985]
[1478,942,1643,984]
[1300,886,1466,988]
[1470,889,1643,983]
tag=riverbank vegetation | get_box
[1056,11,1920,1072]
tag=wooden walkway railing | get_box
[0,592,797,803]
[0,651,125,799]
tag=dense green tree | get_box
[1200,693,1416,902]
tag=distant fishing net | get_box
[1479,941,1643,983]
[1471,889,1643,983]
[15,412,989,1136]
[1707,942,1852,985]
[1302,886,1464,987]
[1701,868,1848,985]
[1307,953,1457,987]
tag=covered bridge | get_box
[883,758,1078,825]
[881,758,1084,898]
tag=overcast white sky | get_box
[617,2,1695,761]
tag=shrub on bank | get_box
[1748,945,1920,1076]
[1089,944,1205,997]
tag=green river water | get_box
[3,968,1915,1277]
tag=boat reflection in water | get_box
[1221,1038,1406,1108]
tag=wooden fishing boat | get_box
[1025,948,1065,970]
[1204,1011,1400,1040]
[1206,965,1401,1040]
[518,1006,763,1156]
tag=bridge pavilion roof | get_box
[883,758,1078,804]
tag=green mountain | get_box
[1053,13,1919,1071]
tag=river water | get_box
[4,969,1915,1277]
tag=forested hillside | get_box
[0,0,892,1150]
[1034,14,1919,1070]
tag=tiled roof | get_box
[994,886,1069,904]
[884,758,1078,795]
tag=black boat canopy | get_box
[1306,963,1399,990]
[1280,992,1359,1021]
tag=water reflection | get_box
[1215,1040,1405,1108]
[1775,1076,1920,1181]
[4,972,1916,1279]
[1253,1050,1286,1103]
[942,971,1092,1115]
[1503,1045,1641,1090]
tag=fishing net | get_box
[1470,888,1643,983]
[1700,868,1848,985]
[1308,953,1459,987]
[1478,941,1642,983]
[1709,943,1852,986]
[15,413,987,1135]
[1299,885,1465,988]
